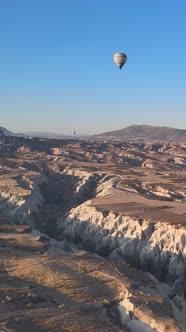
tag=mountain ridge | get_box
[95,124,186,142]
[1,124,186,141]
[0,126,15,136]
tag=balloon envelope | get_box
[113,52,127,69]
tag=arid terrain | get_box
[0,129,186,331]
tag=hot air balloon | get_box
[113,52,127,69]
[72,130,76,135]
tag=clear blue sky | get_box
[0,0,186,134]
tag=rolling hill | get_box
[95,125,186,142]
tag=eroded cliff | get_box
[0,157,186,330]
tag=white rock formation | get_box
[58,201,186,296]
[0,174,47,227]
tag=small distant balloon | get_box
[72,130,76,135]
[113,52,127,69]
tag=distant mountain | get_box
[0,127,88,139]
[24,131,66,138]
[0,128,66,139]
[95,125,186,142]
[0,127,16,136]
[2,125,186,142]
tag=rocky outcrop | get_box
[118,291,182,332]
[0,215,183,331]
[0,174,47,227]
[58,201,186,297]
